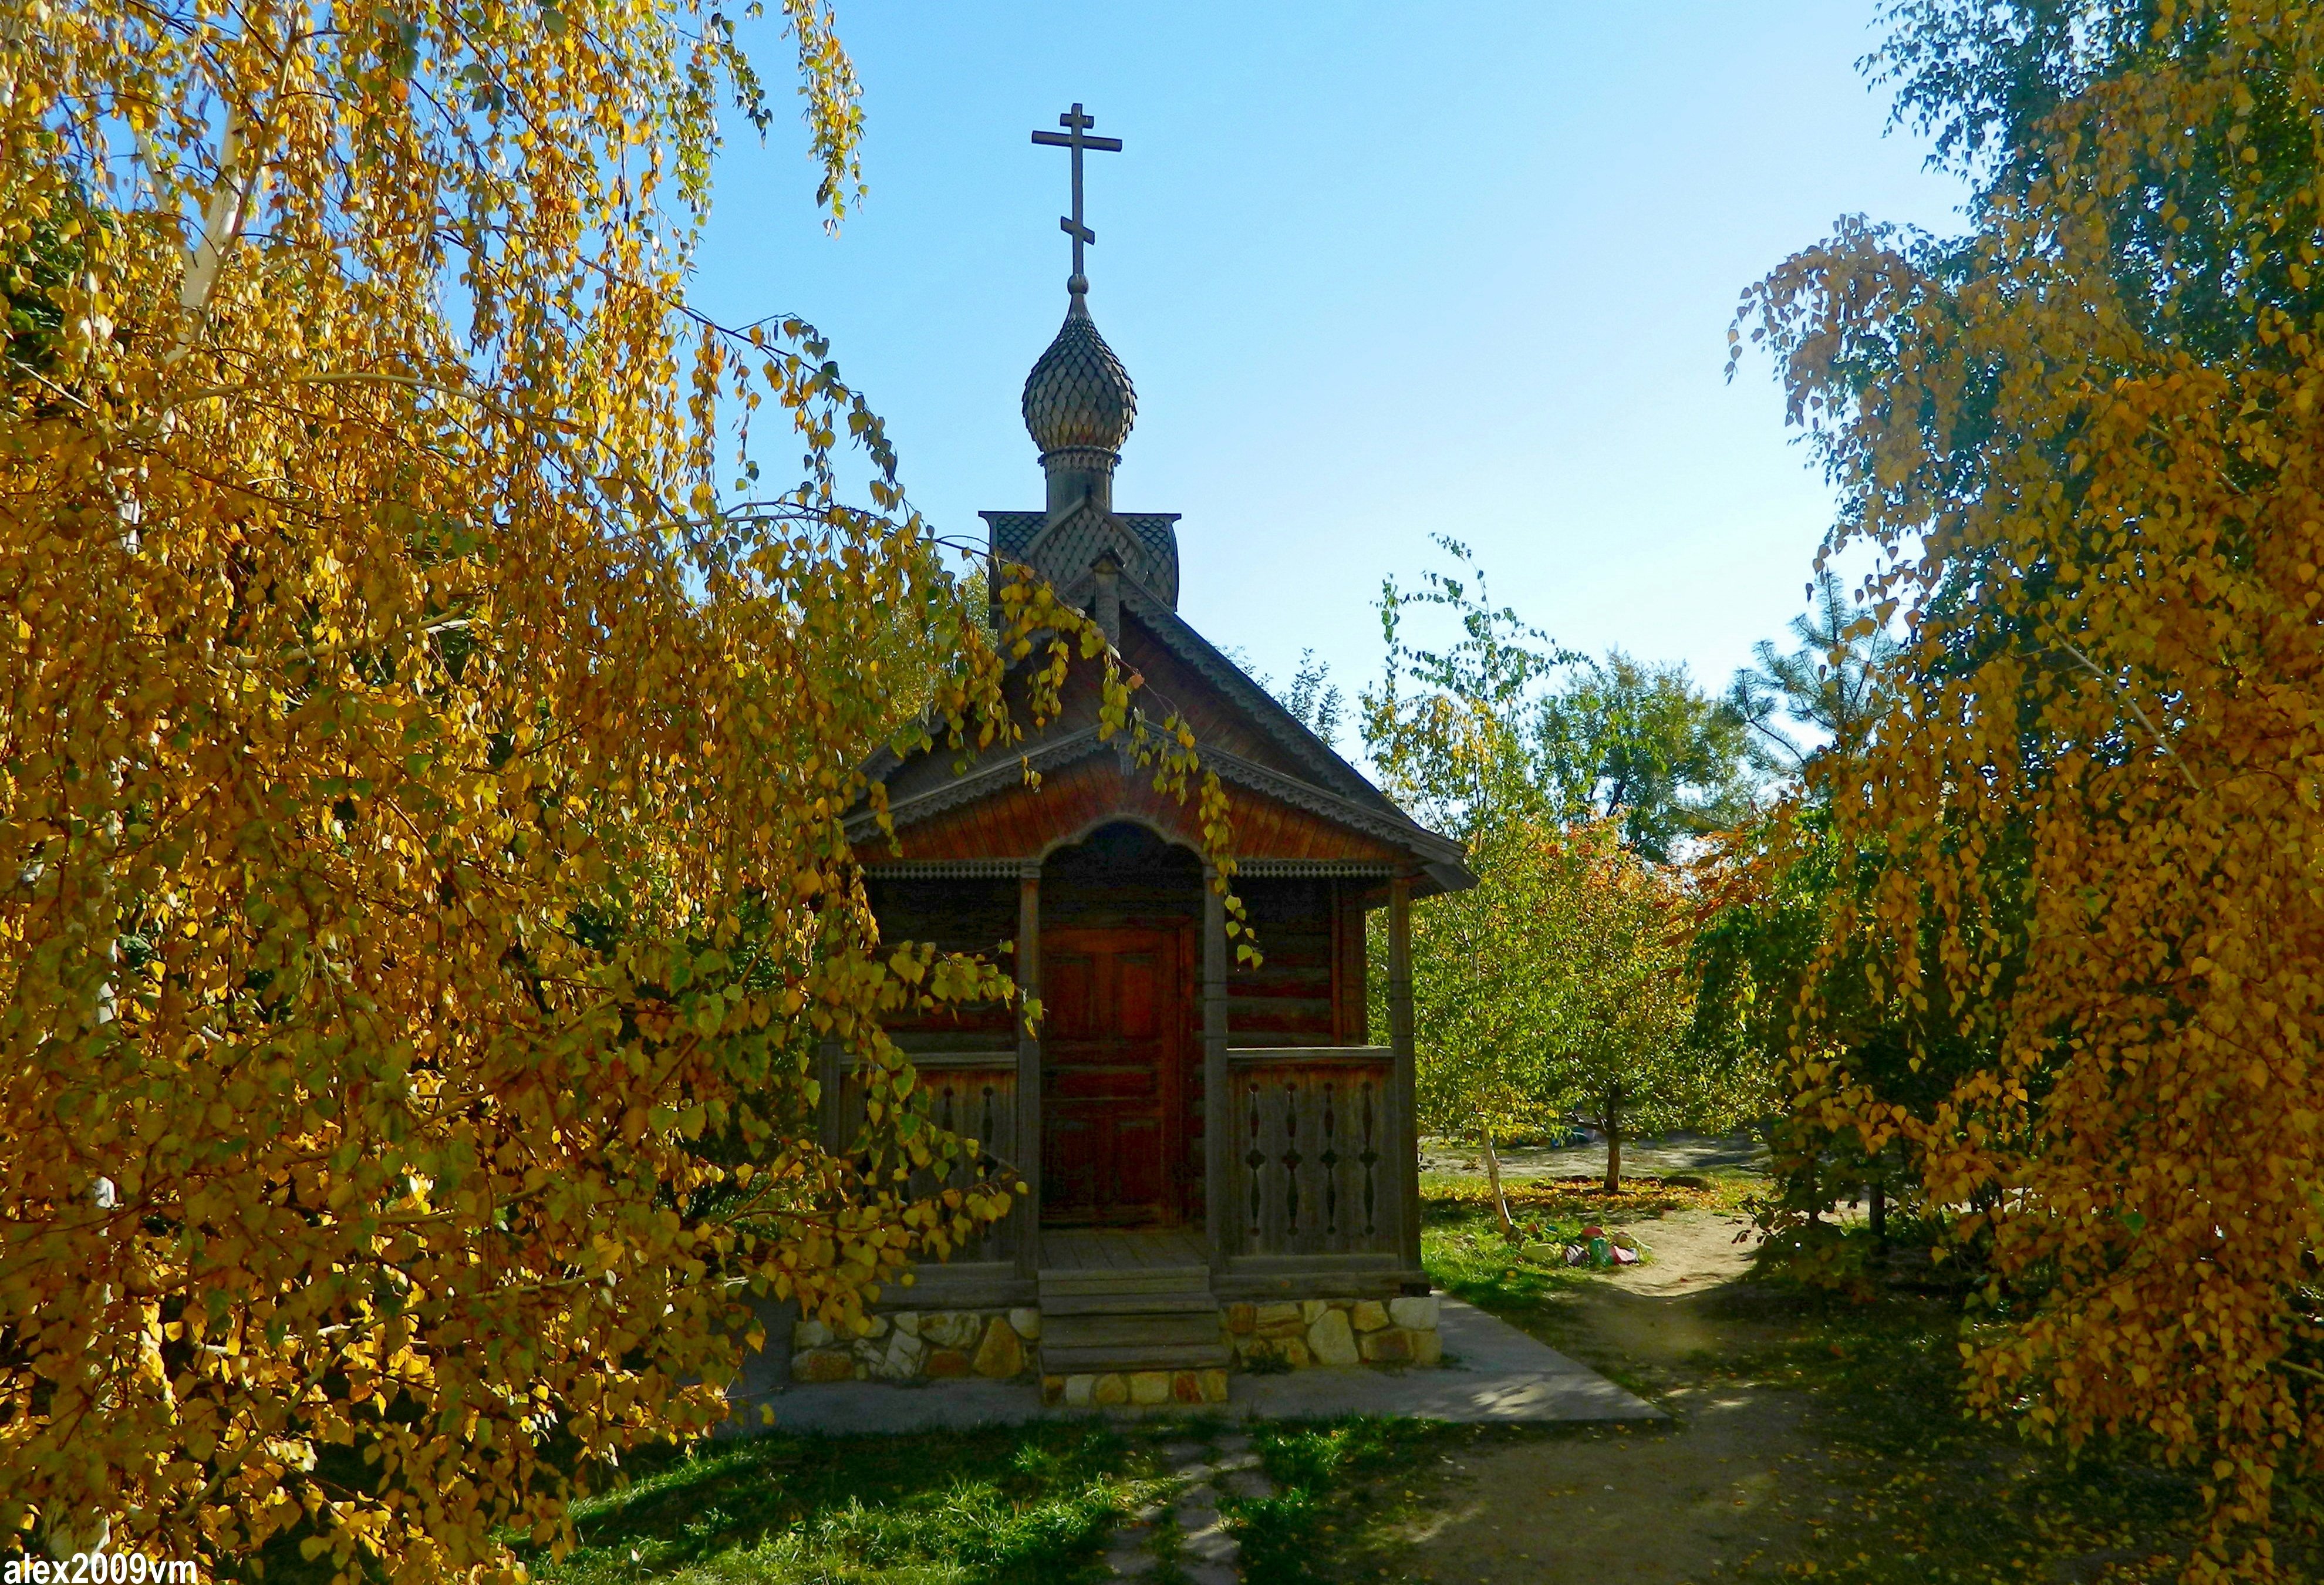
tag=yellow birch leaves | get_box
[0,0,1213,1579]
[1741,3,2324,1573]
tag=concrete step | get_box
[1040,1340,1234,1373]
[1043,1312,1226,1350]
[1038,1290,1220,1318]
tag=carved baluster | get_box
[1281,1075,1303,1238]
[1244,1074,1264,1242]
[1321,1081,1340,1242]
[1360,1078,1380,1240]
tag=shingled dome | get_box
[1022,293,1136,456]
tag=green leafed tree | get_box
[1726,566,1901,784]
[1229,644,1348,749]
[1694,573,1934,1255]
[1535,820,1759,1196]
[1364,543,1766,1218]
[1537,652,1758,860]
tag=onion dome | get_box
[1021,285,1136,456]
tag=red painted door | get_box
[1041,926,1185,1225]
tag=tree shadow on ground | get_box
[1236,1206,2260,1584]
[525,1422,1159,1585]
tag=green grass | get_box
[1222,1419,1587,1585]
[1416,1168,1759,1221]
[1419,1195,1660,1391]
[1220,1418,1445,1584]
[525,1424,1169,1585]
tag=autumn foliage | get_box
[0,1,1227,1579]
[1739,1,2324,1571]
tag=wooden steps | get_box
[1037,1260,1230,1375]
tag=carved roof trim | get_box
[861,859,1036,879]
[845,727,1110,845]
[1197,744,1470,872]
[1233,860,1400,878]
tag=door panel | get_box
[1041,927,1185,1225]
[1111,1114,1166,1210]
[1114,950,1161,1039]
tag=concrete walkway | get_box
[744,1297,1658,1435]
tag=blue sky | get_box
[689,2,1967,723]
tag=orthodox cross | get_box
[1031,103,1122,289]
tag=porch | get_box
[833,827,1429,1322]
[822,1038,1424,1313]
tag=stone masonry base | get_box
[1225,1295,1442,1368]
[1040,1368,1232,1408]
[788,1294,1444,1391]
[790,1307,1038,1384]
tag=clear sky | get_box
[688,1,1968,721]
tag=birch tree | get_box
[1741,1,2324,1570]
[0,4,1230,1577]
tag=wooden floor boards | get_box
[1041,1226,1206,1273]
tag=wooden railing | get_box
[836,1043,1407,1271]
[835,1050,1023,1266]
[1226,1047,1402,1260]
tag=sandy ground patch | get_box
[1597,1210,1760,1299]
[1365,1207,1845,1584]
[1386,1391,1830,1583]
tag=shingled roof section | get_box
[982,510,1183,609]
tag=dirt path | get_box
[1294,1148,2226,1583]
[1375,1209,1846,1584]
[1385,1395,1828,1583]
[1598,1208,1759,1299]
[1418,1132,1768,1184]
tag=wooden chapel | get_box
[829,106,1473,1386]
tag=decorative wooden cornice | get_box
[1230,860,1401,878]
[860,859,1040,880]
[1195,744,1468,869]
[844,726,1109,844]
[852,727,1470,885]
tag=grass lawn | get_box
[524,1422,1172,1585]
[529,1175,2301,1584]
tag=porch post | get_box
[1202,866,1230,1274]
[1388,874,1421,1274]
[815,1038,844,1155]
[1016,862,1043,1281]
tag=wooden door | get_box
[1040,926,1186,1225]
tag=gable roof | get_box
[1112,577,1398,817]
[850,568,1475,895]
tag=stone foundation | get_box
[1040,1368,1232,1407]
[790,1307,1040,1384]
[1223,1295,1442,1370]
[790,1294,1444,1388]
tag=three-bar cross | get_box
[1031,103,1122,288]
